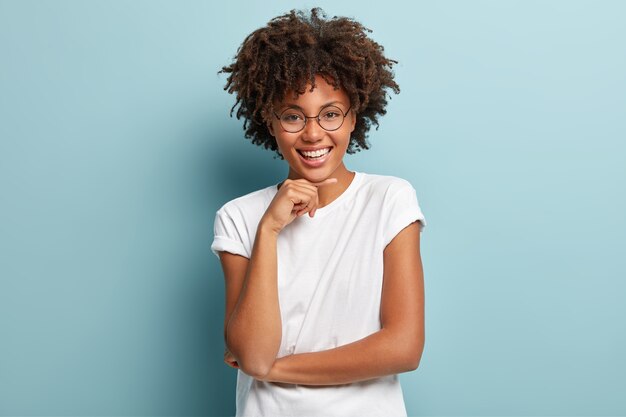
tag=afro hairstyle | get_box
[218,7,400,159]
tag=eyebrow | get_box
[279,101,345,112]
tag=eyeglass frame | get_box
[272,104,353,133]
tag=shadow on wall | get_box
[208,127,286,205]
[201,125,285,414]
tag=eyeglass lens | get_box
[279,106,346,132]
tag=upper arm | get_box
[218,251,249,346]
[381,220,425,368]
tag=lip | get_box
[296,147,333,168]
[297,146,333,152]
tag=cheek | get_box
[337,131,352,148]
[275,134,296,152]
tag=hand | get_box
[260,177,338,233]
[224,347,239,369]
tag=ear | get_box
[267,120,275,137]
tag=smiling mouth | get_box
[297,147,333,160]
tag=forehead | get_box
[276,74,350,109]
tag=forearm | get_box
[226,222,282,377]
[260,328,422,385]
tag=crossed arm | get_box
[221,221,425,385]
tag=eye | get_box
[282,113,304,122]
[321,111,340,120]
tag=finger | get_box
[224,356,239,366]
[290,198,310,209]
[281,179,320,194]
[296,202,308,216]
[305,193,320,217]
[295,202,310,216]
[297,185,323,217]
[289,181,318,193]
[286,183,328,217]
[288,189,317,210]
[297,195,319,217]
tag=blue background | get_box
[1,0,624,416]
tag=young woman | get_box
[211,7,427,417]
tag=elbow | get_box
[238,357,274,379]
[404,353,421,371]
[226,338,275,379]
[399,338,424,372]
[226,345,274,378]
[225,327,280,379]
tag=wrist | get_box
[258,217,282,236]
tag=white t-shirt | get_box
[211,171,426,417]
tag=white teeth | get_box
[301,147,330,157]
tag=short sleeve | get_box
[210,208,249,259]
[382,183,427,248]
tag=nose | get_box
[300,117,325,142]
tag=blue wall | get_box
[1,0,624,415]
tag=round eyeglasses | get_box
[273,105,352,133]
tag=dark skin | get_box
[218,7,401,159]
[267,74,357,212]
[220,75,425,384]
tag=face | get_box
[267,74,356,182]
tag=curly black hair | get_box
[218,7,400,159]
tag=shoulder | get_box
[359,172,416,198]
[216,183,277,220]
